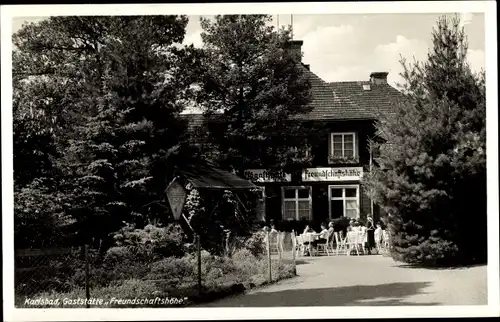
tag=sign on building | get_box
[244,169,291,182]
[166,178,187,220]
[302,167,363,182]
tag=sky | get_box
[12,13,485,87]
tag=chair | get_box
[382,230,390,254]
[302,233,315,256]
[334,232,347,255]
[278,232,286,258]
[295,234,305,256]
[374,229,382,254]
[357,230,367,255]
[316,232,333,256]
[268,231,280,255]
[346,231,360,256]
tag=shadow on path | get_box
[206,282,439,307]
[393,263,487,270]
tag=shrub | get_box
[242,231,266,258]
[111,223,187,259]
[331,217,351,235]
[231,248,254,262]
[146,256,196,282]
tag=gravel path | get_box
[200,255,487,307]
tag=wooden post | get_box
[267,230,272,283]
[291,230,297,276]
[84,244,90,308]
[197,234,202,294]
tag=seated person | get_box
[303,225,314,235]
[302,225,316,255]
[327,222,335,239]
[314,223,329,246]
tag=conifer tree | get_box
[195,15,321,175]
[365,15,486,266]
[13,16,200,247]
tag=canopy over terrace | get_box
[179,162,257,191]
[172,162,259,238]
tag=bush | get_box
[331,217,351,235]
[146,256,196,282]
[111,223,187,259]
[242,231,266,258]
[16,250,297,308]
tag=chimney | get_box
[285,40,304,62]
[370,72,389,84]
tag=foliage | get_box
[330,217,352,234]
[110,223,187,258]
[14,178,75,248]
[184,182,261,256]
[13,16,202,248]
[327,155,360,165]
[364,15,486,266]
[241,231,267,258]
[193,15,323,175]
[16,247,296,308]
[273,218,325,233]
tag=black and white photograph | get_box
[1,2,498,320]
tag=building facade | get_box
[184,40,405,224]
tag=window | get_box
[329,185,359,219]
[330,132,356,158]
[282,186,312,221]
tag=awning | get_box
[180,163,257,190]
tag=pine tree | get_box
[365,15,486,266]
[194,15,320,175]
[13,16,200,248]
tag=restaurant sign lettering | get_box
[302,167,363,182]
[244,169,291,182]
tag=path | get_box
[200,255,487,306]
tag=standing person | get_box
[374,222,383,253]
[366,216,375,255]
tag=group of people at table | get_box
[265,217,388,256]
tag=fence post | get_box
[197,234,202,294]
[266,230,272,283]
[84,244,90,308]
[291,230,297,276]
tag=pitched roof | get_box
[179,64,406,128]
[293,65,377,121]
[180,162,257,190]
[328,80,406,120]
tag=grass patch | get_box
[16,250,296,308]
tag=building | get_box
[183,40,405,225]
